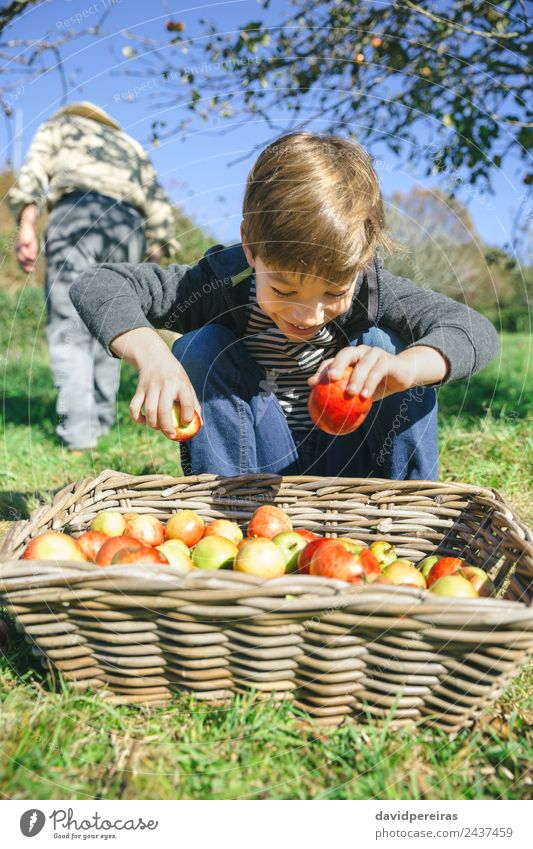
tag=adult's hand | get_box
[16,222,39,273]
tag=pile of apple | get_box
[18,504,494,598]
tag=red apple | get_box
[76,530,108,562]
[123,513,165,547]
[21,531,87,562]
[430,574,478,598]
[369,540,397,568]
[111,547,169,565]
[156,539,194,570]
[308,366,372,435]
[382,559,426,588]
[234,538,286,578]
[427,557,465,588]
[273,531,308,573]
[90,511,127,537]
[96,535,144,567]
[309,539,380,583]
[171,403,202,442]
[204,519,243,546]
[298,537,331,574]
[165,510,205,547]
[248,505,292,539]
[191,535,238,570]
[295,529,320,543]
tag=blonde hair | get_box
[242,132,391,285]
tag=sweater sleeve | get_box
[7,120,59,221]
[69,258,212,355]
[379,269,499,382]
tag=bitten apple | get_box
[308,366,372,435]
[171,403,202,442]
[21,531,87,562]
[234,538,286,578]
[165,510,205,547]
[191,535,238,570]
[273,531,308,573]
[204,519,243,546]
[248,505,292,539]
[123,513,165,547]
[90,511,127,537]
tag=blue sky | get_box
[2,0,527,251]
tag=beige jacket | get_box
[8,106,179,256]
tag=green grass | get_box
[0,284,532,800]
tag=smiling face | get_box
[241,224,357,341]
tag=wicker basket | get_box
[1,470,532,730]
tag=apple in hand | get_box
[369,540,397,567]
[234,538,286,578]
[171,403,202,442]
[166,510,205,547]
[430,574,478,598]
[124,513,165,547]
[111,547,169,565]
[21,531,87,562]
[191,535,238,570]
[76,530,108,561]
[248,505,292,539]
[417,555,440,579]
[309,539,380,583]
[273,531,308,573]
[382,559,427,588]
[90,511,127,537]
[204,519,243,546]
[308,365,372,435]
[96,535,144,567]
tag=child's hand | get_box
[130,354,202,441]
[307,345,416,400]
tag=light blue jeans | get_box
[45,191,146,448]
[172,323,439,480]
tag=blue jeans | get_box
[172,323,438,480]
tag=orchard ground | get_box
[0,275,531,799]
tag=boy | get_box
[70,132,499,480]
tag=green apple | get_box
[273,531,308,573]
[156,539,193,570]
[369,540,397,567]
[461,565,495,597]
[191,535,238,570]
[418,555,440,579]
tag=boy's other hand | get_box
[307,344,448,400]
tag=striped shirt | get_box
[242,276,344,431]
